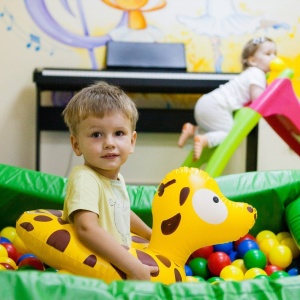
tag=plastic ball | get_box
[244,268,267,280]
[287,267,299,276]
[0,265,6,271]
[220,265,244,281]
[16,253,37,265]
[264,264,282,276]
[268,245,293,269]
[0,256,17,270]
[256,230,277,244]
[0,237,11,244]
[191,245,214,260]
[185,264,193,276]
[207,276,225,284]
[193,276,206,282]
[186,276,200,283]
[188,257,209,279]
[258,238,280,257]
[255,274,271,281]
[214,242,234,255]
[1,242,18,262]
[270,57,285,72]
[244,249,267,270]
[208,252,231,276]
[237,240,259,258]
[234,234,256,250]
[0,227,17,242]
[0,245,8,258]
[270,270,290,280]
[18,256,45,271]
[229,251,238,262]
[281,237,300,259]
[277,232,292,242]
[231,259,247,274]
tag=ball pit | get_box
[1,164,300,299]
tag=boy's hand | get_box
[127,264,159,281]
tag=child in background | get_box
[178,37,278,161]
[62,81,158,280]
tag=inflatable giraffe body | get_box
[16,167,257,284]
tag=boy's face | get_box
[70,112,137,180]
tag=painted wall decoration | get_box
[1,0,300,103]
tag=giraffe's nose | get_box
[247,206,257,220]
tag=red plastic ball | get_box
[264,264,282,276]
[18,257,45,271]
[208,251,231,276]
[234,234,256,250]
[192,246,214,260]
[1,242,18,262]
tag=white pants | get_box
[194,94,234,148]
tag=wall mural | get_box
[1,0,300,107]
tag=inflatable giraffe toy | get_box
[16,167,257,284]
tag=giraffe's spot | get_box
[179,187,190,206]
[161,213,181,235]
[156,255,171,268]
[58,218,69,225]
[83,255,97,267]
[34,215,53,222]
[47,229,70,252]
[174,268,182,282]
[111,263,126,279]
[46,209,63,217]
[132,235,149,244]
[136,250,159,277]
[20,222,34,232]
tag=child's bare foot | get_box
[193,135,208,161]
[178,123,196,147]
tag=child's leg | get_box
[178,122,196,147]
[193,135,208,161]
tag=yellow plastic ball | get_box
[0,245,8,258]
[244,268,267,280]
[0,256,17,270]
[270,57,285,72]
[277,232,292,242]
[186,276,201,283]
[259,238,280,258]
[256,230,277,244]
[220,265,244,281]
[231,259,247,274]
[268,245,293,269]
[281,237,300,259]
[1,226,17,242]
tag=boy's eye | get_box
[91,132,101,138]
[115,131,124,136]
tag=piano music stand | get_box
[182,68,300,177]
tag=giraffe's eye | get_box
[192,189,228,224]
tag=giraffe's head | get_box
[149,167,257,264]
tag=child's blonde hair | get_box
[62,81,138,135]
[241,37,275,70]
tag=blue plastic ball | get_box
[287,267,299,276]
[237,239,259,258]
[214,242,234,255]
[184,264,193,276]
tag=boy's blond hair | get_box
[62,81,138,135]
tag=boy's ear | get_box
[129,131,137,154]
[70,135,82,156]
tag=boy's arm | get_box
[73,210,157,280]
[130,210,152,241]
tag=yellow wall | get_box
[1,0,300,184]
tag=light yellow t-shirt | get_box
[62,165,131,247]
